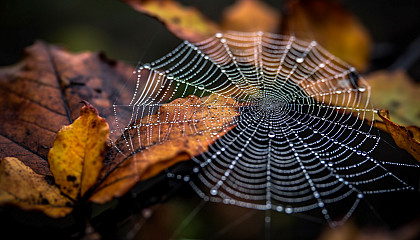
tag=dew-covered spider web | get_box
[111,31,419,228]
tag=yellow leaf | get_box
[0,157,73,218]
[123,0,220,42]
[90,94,239,204]
[365,70,420,126]
[48,102,109,200]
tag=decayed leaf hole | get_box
[111,32,419,230]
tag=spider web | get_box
[111,31,418,227]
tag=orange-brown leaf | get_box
[377,110,420,162]
[0,157,73,218]
[90,94,239,204]
[48,102,109,200]
[221,0,281,33]
[281,0,371,72]
[123,0,219,42]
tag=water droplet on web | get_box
[215,32,223,38]
[285,207,293,214]
[296,57,304,63]
[210,189,218,195]
[319,63,325,68]
[198,85,205,90]
[268,131,275,138]
[357,193,364,198]
[358,85,366,92]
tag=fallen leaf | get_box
[0,157,73,218]
[123,0,219,42]
[0,41,240,212]
[221,0,281,33]
[317,217,420,240]
[0,41,134,176]
[365,70,420,126]
[0,103,110,217]
[90,94,239,203]
[281,0,372,72]
[377,109,420,162]
[123,0,370,71]
[48,102,109,200]
[407,126,420,142]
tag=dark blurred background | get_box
[1,1,420,239]
[1,0,420,79]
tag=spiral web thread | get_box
[111,31,418,226]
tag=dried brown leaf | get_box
[0,157,73,218]
[90,94,239,204]
[0,41,134,176]
[377,109,420,162]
